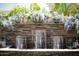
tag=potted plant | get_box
[32,12,45,23]
[53,16,61,23]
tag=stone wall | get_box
[0,23,77,49]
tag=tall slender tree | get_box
[48,3,79,16]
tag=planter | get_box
[53,18,60,23]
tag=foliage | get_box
[7,5,30,16]
[75,14,79,34]
[68,3,79,16]
[31,3,40,11]
[47,3,67,16]
[55,3,66,14]
[48,3,79,16]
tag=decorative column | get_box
[16,35,23,49]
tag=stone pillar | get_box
[52,36,61,49]
[16,35,23,49]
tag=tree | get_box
[68,3,79,16]
[48,3,79,16]
[31,3,40,11]
[48,3,68,16]
[7,5,30,16]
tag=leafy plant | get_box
[48,3,79,16]
[68,3,79,16]
[7,5,30,17]
[31,3,40,11]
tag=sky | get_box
[0,3,50,12]
[0,3,18,11]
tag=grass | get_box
[0,51,79,56]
